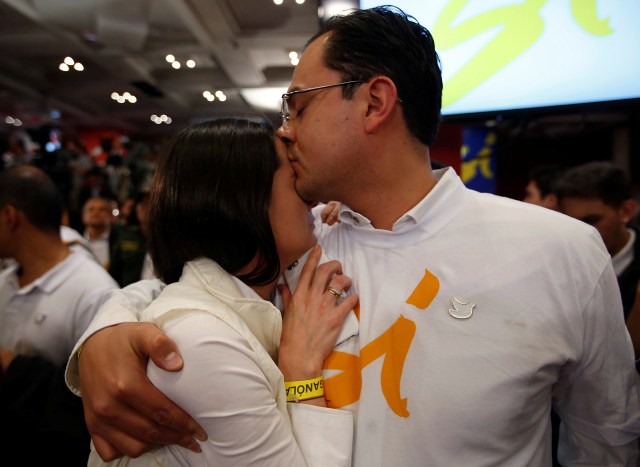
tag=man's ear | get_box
[0,204,22,232]
[542,193,559,211]
[619,198,638,224]
[363,76,401,134]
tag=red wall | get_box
[431,123,462,172]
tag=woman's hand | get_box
[320,201,341,225]
[278,244,358,382]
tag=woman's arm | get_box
[74,246,356,462]
[67,279,208,461]
[147,312,352,466]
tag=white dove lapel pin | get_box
[449,298,475,319]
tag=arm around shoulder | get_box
[65,278,167,394]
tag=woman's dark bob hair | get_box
[148,117,281,285]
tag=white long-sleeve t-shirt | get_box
[302,168,639,466]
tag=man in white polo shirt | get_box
[0,166,118,365]
[0,166,118,464]
[81,195,116,269]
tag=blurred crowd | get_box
[1,131,158,286]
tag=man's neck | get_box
[85,225,109,240]
[347,160,438,231]
[15,237,71,287]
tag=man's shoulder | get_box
[64,252,119,288]
[0,262,17,289]
[470,193,610,264]
[0,260,17,276]
[472,192,589,230]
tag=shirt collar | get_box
[336,167,454,232]
[612,227,636,277]
[9,253,81,295]
[84,229,110,241]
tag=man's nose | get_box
[276,124,293,146]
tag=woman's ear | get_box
[363,76,401,134]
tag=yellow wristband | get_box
[284,376,324,403]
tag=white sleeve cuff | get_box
[287,403,353,467]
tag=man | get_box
[67,6,639,465]
[108,191,153,287]
[555,161,639,320]
[0,166,119,463]
[523,164,565,210]
[81,196,117,268]
[555,161,640,362]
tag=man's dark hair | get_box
[554,161,631,207]
[528,165,566,197]
[311,5,442,146]
[0,166,63,233]
[148,117,281,285]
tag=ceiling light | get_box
[150,114,171,125]
[289,51,298,60]
[166,54,175,63]
[296,0,305,4]
[186,60,196,68]
[240,87,286,111]
[319,0,358,21]
[203,90,227,102]
[112,92,137,103]
[4,116,23,126]
[273,0,283,4]
[59,57,83,72]
[291,57,299,65]
[172,61,181,69]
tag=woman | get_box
[89,118,357,466]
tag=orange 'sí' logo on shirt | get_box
[323,269,439,417]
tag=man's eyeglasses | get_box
[278,80,367,126]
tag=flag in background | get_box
[460,126,497,194]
